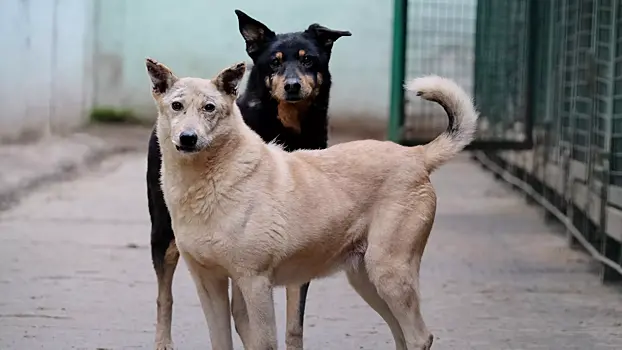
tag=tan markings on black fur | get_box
[271,74,287,100]
[298,49,305,57]
[299,73,317,95]
[277,101,311,132]
[416,92,457,134]
[316,72,323,86]
[275,52,283,60]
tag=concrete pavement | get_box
[1,148,622,349]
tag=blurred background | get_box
[0,0,397,141]
[1,0,622,349]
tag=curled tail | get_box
[406,76,479,172]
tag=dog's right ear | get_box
[234,9,275,59]
[145,58,178,94]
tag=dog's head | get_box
[235,9,351,103]
[146,58,246,155]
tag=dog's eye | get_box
[171,102,183,111]
[203,103,216,112]
[300,56,313,67]
[270,58,281,69]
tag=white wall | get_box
[0,0,95,142]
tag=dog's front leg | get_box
[182,253,233,350]
[231,281,251,347]
[236,275,277,350]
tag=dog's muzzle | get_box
[175,131,199,153]
[284,78,303,102]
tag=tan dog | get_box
[146,57,478,350]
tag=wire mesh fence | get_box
[387,0,530,148]
[403,0,477,141]
[474,0,530,143]
[389,0,622,282]
[475,0,622,282]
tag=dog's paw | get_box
[422,334,434,350]
[285,338,303,350]
[155,341,175,350]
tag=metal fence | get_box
[389,0,622,282]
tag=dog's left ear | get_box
[145,58,178,94]
[306,24,351,51]
[213,62,247,96]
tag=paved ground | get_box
[1,148,622,349]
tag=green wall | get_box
[93,0,393,123]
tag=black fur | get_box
[147,9,350,337]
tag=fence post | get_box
[388,0,408,142]
[600,0,620,283]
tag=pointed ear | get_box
[234,9,276,59]
[145,58,178,94]
[306,24,351,51]
[213,62,247,96]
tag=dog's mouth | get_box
[175,145,200,154]
[284,94,303,102]
[281,90,314,103]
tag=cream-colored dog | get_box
[146,57,478,350]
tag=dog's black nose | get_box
[179,131,198,148]
[284,79,301,94]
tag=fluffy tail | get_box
[406,76,479,172]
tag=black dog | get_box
[147,9,350,349]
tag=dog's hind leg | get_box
[346,264,407,350]
[365,199,435,350]
[152,239,179,350]
[366,251,433,350]
[284,282,310,350]
[148,129,179,350]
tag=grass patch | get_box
[90,107,144,124]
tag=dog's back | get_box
[157,73,477,284]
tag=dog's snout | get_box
[179,131,198,148]
[284,79,301,94]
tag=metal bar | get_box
[387,0,408,142]
[475,0,490,128]
[521,0,539,151]
[601,0,620,283]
